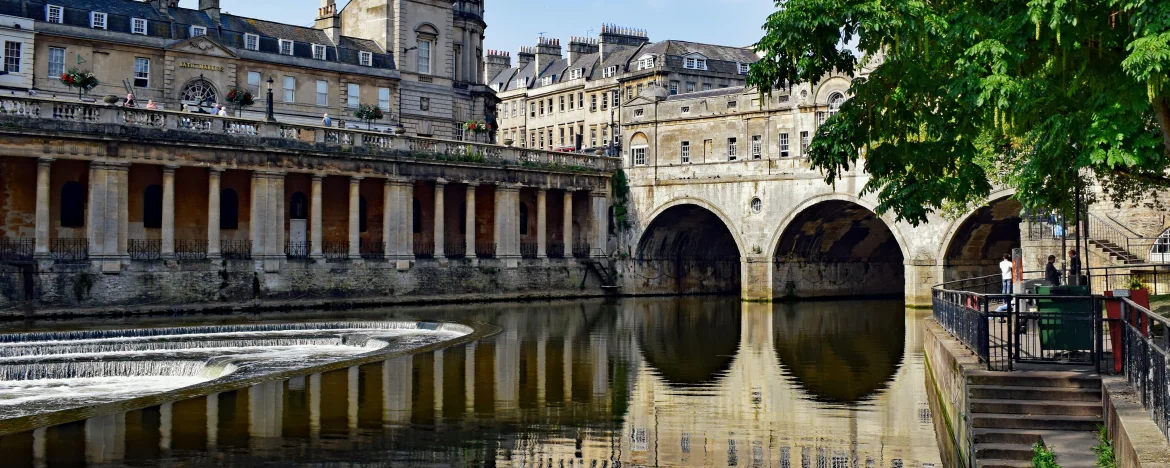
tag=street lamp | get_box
[265,77,276,123]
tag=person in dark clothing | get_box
[1046,255,1062,286]
[1068,249,1082,285]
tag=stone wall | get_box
[923,319,976,468]
[615,258,740,296]
[773,261,904,299]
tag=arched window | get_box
[289,192,308,220]
[1152,228,1170,262]
[359,196,368,233]
[519,202,529,235]
[60,181,85,228]
[143,185,162,229]
[220,189,239,230]
[828,92,845,113]
[412,198,422,234]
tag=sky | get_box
[175,0,778,54]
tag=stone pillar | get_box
[464,342,476,417]
[348,176,362,260]
[383,179,395,261]
[310,174,324,260]
[906,259,939,308]
[590,191,608,257]
[387,179,414,269]
[434,180,446,258]
[562,191,574,256]
[403,182,414,262]
[536,188,547,258]
[34,158,51,258]
[249,171,285,272]
[494,184,520,267]
[87,163,129,272]
[465,183,477,258]
[161,165,177,258]
[741,257,774,302]
[433,348,444,417]
[207,168,222,259]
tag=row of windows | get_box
[507,90,621,119]
[244,71,391,109]
[501,123,617,150]
[632,132,812,166]
[667,81,726,95]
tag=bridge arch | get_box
[769,194,908,299]
[939,192,1022,284]
[637,297,742,388]
[633,198,744,295]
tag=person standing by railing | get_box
[1069,249,1082,286]
[1000,253,1013,308]
[1046,255,1062,286]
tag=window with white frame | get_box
[417,39,432,74]
[612,90,619,107]
[511,101,517,117]
[559,128,565,146]
[530,102,535,117]
[578,92,584,108]
[359,51,372,66]
[686,81,696,93]
[602,66,616,78]
[378,87,390,111]
[347,83,360,107]
[132,57,149,88]
[3,42,19,74]
[800,131,810,152]
[728,137,738,161]
[738,62,750,74]
[540,76,553,86]
[244,34,259,51]
[282,76,295,103]
[48,47,65,79]
[681,141,690,163]
[538,100,544,115]
[132,18,147,35]
[626,86,632,100]
[703,83,712,91]
[279,39,293,56]
[728,100,737,109]
[684,57,707,70]
[312,44,326,60]
[191,25,207,37]
[247,71,261,94]
[568,68,583,80]
[316,80,328,106]
[638,56,654,70]
[780,133,790,157]
[669,81,678,95]
[590,128,597,147]
[632,146,647,166]
[46,5,63,24]
[90,12,107,29]
[559,96,564,112]
[590,94,597,112]
[568,94,574,110]
[751,135,761,159]
[601,94,608,110]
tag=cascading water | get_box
[0,321,470,419]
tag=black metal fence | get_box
[931,288,991,364]
[221,240,252,260]
[547,243,565,259]
[0,238,33,263]
[520,243,538,259]
[128,239,161,261]
[444,241,466,259]
[286,241,311,259]
[572,243,591,259]
[361,240,384,260]
[175,240,208,261]
[414,241,435,259]
[1119,299,1170,440]
[51,238,88,263]
[476,243,496,259]
[322,241,349,260]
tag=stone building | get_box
[487,25,757,155]
[0,13,35,91]
[2,0,493,138]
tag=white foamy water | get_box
[0,375,209,419]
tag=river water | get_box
[0,297,943,467]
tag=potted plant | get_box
[61,68,99,101]
[102,95,119,106]
[225,88,255,117]
[353,103,385,130]
[462,120,491,141]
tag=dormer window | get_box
[45,5,63,24]
[637,55,654,71]
[359,51,372,66]
[684,57,707,70]
[312,44,326,60]
[132,18,148,35]
[244,33,259,51]
[540,76,553,86]
[90,12,107,29]
[190,26,207,37]
[279,39,293,56]
[568,68,584,80]
[738,62,750,74]
[602,66,617,78]
[513,78,526,88]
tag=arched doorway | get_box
[773,200,905,299]
[635,203,741,295]
[942,197,1022,283]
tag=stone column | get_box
[34,158,51,258]
[207,168,222,259]
[465,183,477,258]
[906,259,939,308]
[590,191,608,257]
[310,174,324,260]
[494,184,520,266]
[741,258,774,302]
[161,165,177,259]
[434,180,446,258]
[383,179,395,261]
[348,176,362,260]
[87,163,129,272]
[249,171,285,272]
[562,191,574,257]
[536,188,547,258]
[403,182,414,262]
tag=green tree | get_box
[747,0,1170,225]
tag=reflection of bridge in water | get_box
[0,299,941,467]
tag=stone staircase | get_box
[583,258,619,293]
[970,370,1102,468]
[1088,238,1142,265]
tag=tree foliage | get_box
[748,0,1170,225]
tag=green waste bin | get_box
[1034,285,1092,352]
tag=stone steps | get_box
[971,399,1103,417]
[969,384,1101,402]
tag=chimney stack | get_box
[568,37,599,64]
[533,37,562,75]
[599,23,649,64]
[199,0,221,24]
[315,0,341,44]
[485,50,512,83]
[151,0,179,14]
[517,46,536,69]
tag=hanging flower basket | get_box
[353,103,385,130]
[61,68,99,100]
[226,88,255,117]
[462,120,490,134]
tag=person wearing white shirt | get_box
[999,253,1013,296]
[216,105,228,117]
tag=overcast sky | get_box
[176,0,778,53]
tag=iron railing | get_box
[520,242,539,259]
[360,239,384,260]
[0,238,34,263]
[50,238,88,263]
[1088,213,1144,264]
[128,239,161,261]
[1025,213,1072,241]
[286,241,311,259]
[1119,298,1170,440]
[175,240,208,261]
[547,243,565,259]
[322,241,349,260]
[476,243,496,259]
[444,241,467,259]
[572,243,591,259]
[221,240,252,260]
[414,240,435,259]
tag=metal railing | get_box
[414,240,435,259]
[50,238,88,263]
[475,243,496,259]
[1118,298,1170,440]
[520,242,538,259]
[444,241,467,259]
[128,239,161,261]
[572,243,592,259]
[286,241,311,260]
[360,239,384,260]
[221,240,252,260]
[0,238,34,263]
[175,240,208,261]
[1088,213,1144,264]
[322,241,349,260]
[547,243,565,259]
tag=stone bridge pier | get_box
[621,162,1022,307]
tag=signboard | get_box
[180,62,224,72]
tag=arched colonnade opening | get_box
[634,204,742,295]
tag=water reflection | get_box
[0,298,941,467]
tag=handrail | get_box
[0,94,621,173]
[1087,212,1141,262]
[1107,213,1146,239]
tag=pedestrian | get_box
[322,113,332,127]
[145,100,157,110]
[999,253,1013,296]
[123,93,136,108]
[1046,255,1062,286]
[1069,249,1082,285]
[216,105,227,117]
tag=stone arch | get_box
[637,297,742,388]
[767,193,910,261]
[178,77,219,107]
[939,191,1023,283]
[812,75,852,105]
[641,197,747,259]
[414,23,440,37]
[634,198,745,295]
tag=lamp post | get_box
[265,77,276,123]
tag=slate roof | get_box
[664,85,745,101]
